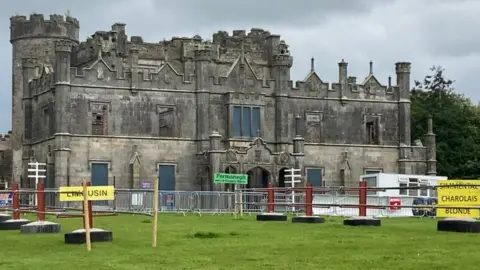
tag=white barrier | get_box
[312,195,427,217]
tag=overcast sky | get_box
[0,0,478,132]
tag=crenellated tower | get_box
[54,40,74,187]
[10,14,79,187]
[425,115,437,175]
[268,37,293,152]
[194,43,214,152]
[396,62,412,174]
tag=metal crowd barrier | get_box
[0,188,444,218]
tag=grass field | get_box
[1,213,480,270]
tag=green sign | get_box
[213,173,248,184]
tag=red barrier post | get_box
[37,183,45,221]
[12,183,20,220]
[359,181,367,216]
[267,182,274,213]
[305,182,313,216]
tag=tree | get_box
[411,66,480,179]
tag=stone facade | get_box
[8,13,436,190]
[0,131,12,189]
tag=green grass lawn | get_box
[1,213,480,270]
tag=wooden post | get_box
[87,182,93,228]
[233,186,237,219]
[267,182,274,213]
[82,181,92,251]
[152,176,159,248]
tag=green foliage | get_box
[411,66,480,178]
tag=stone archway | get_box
[246,166,270,189]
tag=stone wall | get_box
[8,14,434,189]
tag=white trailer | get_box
[359,173,448,197]
[312,173,448,217]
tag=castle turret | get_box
[22,58,37,142]
[54,40,74,187]
[10,14,79,186]
[209,131,222,191]
[268,37,293,152]
[338,59,348,98]
[194,43,213,152]
[426,115,437,175]
[396,62,412,174]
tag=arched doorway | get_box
[246,167,270,189]
[278,168,287,188]
[224,166,237,191]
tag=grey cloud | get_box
[419,6,480,58]
[149,0,393,27]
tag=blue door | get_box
[91,163,109,206]
[306,168,323,187]
[158,165,175,191]
[91,163,109,186]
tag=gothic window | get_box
[158,106,175,137]
[43,107,54,136]
[43,107,49,136]
[130,159,140,189]
[43,108,48,125]
[92,105,108,136]
[365,117,380,145]
[232,106,260,137]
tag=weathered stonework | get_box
[0,132,12,189]
[7,14,436,190]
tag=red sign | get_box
[389,197,401,211]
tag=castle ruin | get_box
[7,13,436,190]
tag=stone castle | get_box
[0,131,12,189]
[5,13,437,190]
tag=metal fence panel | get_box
[0,187,453,218]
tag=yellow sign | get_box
[59,186,115,202]
[437,180,480,218]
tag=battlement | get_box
[193,43,214,61]
[55,40,73,52]
[10,13,79,43]
[0,131,12,145]
[77,30,116,51]
[62,23,408,102]
[72,24,288,69]
[395,62,411,73]
[213,28,272,43]
[272,54,293,67]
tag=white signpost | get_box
[285,168,302,212]
[27,162,46,206]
